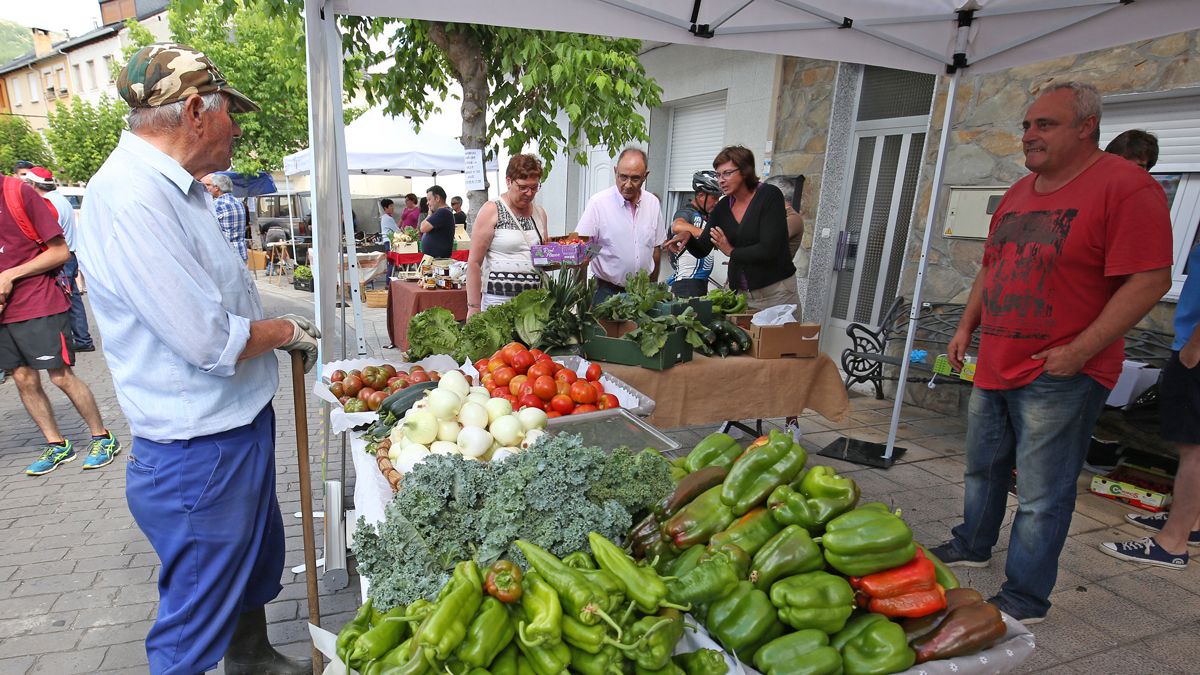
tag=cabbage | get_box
[407,307,462,360]
[510,289,552,348]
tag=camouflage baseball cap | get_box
[117,43,260,113]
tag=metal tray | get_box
[546,408,679,452]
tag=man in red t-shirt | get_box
[0,177,121,476]
[928,82,1173,624]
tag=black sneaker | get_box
[1082,438,1122,474]
[1125,512,1200,547]
[73,343,96,352]
[987,595,1046,625]
[928,542,991,568]
[1098,536,1188,570]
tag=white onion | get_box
[520,428,546,450]
[469,386,490,397]
[490,447,519,463]
[516,407,548,432]
[458,401,490,429]
[392,444,430,473]
[466,392,490,407]
[438,370,471,397]
[402,410,439,445]
[430,440,461,455]
[437,420,462,443]
[457,426,493,458]
[490,414,524,447]
[426,389,462,420]
[484,397,513,424]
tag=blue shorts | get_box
[127,404,285,675]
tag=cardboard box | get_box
[1106,360,1160,408]
[1089,461,1174,512]
[749,322,820,359]
[583,321,692,370]
[247,249,267,271]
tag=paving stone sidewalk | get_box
[0,278,1197,674]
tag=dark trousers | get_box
[62,253,93,348]
[670,278,709,298]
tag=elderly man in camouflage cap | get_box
[78,43,318,675]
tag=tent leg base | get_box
[817,436,906,469]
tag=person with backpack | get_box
[0,175,122,475]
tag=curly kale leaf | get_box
[587,446,675,517]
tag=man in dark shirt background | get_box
[420,185,455,258]
[451,196,468,225]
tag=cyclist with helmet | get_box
[666,170,722,298]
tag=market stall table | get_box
[602,353,849,429]
[387,279,468,349]
[386,249,469,267]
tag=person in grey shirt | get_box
[79,43,319,675]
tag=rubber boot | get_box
[222,606,313,675]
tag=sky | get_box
[1,0,104,38]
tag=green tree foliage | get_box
[0,116,52,175]
[45,95,128,184]
[0,20,34,64]
[169,1,310,174]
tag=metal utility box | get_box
[943,186,1009,239]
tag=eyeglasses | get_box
[717,169,740,179]
[616,173,647,185]
[512,181,541,194]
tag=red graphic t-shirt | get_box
[975,153,1173,390]
[0,180,69,324]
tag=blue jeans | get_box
[949,372,1109,617]
[62,253,93,348]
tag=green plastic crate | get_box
[582,322,693,371]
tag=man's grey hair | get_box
[763,175,795,205]
[616,146,648,168]
[127,92,225,134]
[1042,81,1102,142]
[209,173,233,194]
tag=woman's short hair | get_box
[713,146,759,190]
[1105,129,1159,170]
[506,153,544,181]
[405,193,418,205]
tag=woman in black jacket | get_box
[684,145,801,317]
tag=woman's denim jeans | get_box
[949,372,1110,617]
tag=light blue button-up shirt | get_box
[78,131,278,443]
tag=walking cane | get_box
[291,351,323,675]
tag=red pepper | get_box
[850,549,937,599]
[485,560,523,603]
[868,585,947,618]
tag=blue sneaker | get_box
[928,541,991,568]
[1125,511,1200,547]
[25,441,77,476]
[1099,536,1189,570]
[82,431,121,470]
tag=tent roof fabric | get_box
[327,0,1200,75]
[283,106,466,176]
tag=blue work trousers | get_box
[127,404,285,675]
[62,253,93,348]
[948,372,1109,617]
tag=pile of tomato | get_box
[329,364,441,412]
[474,342,619,417]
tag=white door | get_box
[823,117,928,358]
[577,147,615,222]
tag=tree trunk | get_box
[427,22,490,229]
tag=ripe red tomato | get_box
[550,394,576,415]
[586,363,602,382]
[555,380,571,396]
[518,394,545,411]
[494,367,516,388]
[600,393,620,410]
[488,358,506,373]
[501,342,525,365]
[527,360,556,380]
[409,365,425,374]
[554,369,578,384]
[573,404,599,414]
[341,375,363,397]
[491,386,510,398]
[529,349,547,361]
[474,359,490,376]
[408,370,431,384]
[368,390,388,411]
[591,380,605,396]
[481,373,496,390]
[331,370,346,383]
[569,380,598,405]
[502,393,519,406]
[508,374,529,396]
[381,364,398,378]
[510,350,535,374]
[357,386,377,401]
[328,382,345,398]
[532,375,557,401]
[546,410,563,418]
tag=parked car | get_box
[57,186,86,223]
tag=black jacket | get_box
[686,183,796,291]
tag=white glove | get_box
[279,314,321,373]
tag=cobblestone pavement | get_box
[1,278,1197,674]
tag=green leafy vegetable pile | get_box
[460,302,517,362]
[406,307,462,360]
[351,433,674,611]
[592,270,673,321]
[292,265,312,280]
[705,288,747,316]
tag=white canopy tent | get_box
[302,0,1200,458]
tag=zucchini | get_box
[380,381,438,418]
[727,323,752,353]
[716,340,731,358]
[710,320,732,340]
[727,336,743,356]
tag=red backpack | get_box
[2,175,49,251]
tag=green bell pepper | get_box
[662,485,736,549]
[563,614,610,654]
[578,567,625,616]
[705,581,786,664]
[589,532,685,614]
[672,649,728,675]
[750,525,825,591]
[491,643,519,675]
[666,545,743,607]
[833,613,915,675]
[769,570,856,634]
[721,430,808,516]
[570,643,625,675]
[454,597,515,669]
[347,604,411,670]
[635,662,687,675]
[753,629,843,675]
[563,551,598,569]
[515,625,572,675]
[364,638,430,675]
[516,571,562,647]
[708,506,783,557]
[618,609,685,671]
[416,560,484,662]
[663,545,707,578]
[768,465,861,533]
[516,539,621,630]
[684,432,742,472]
[821,506,916,577]
[336,599,373,667]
